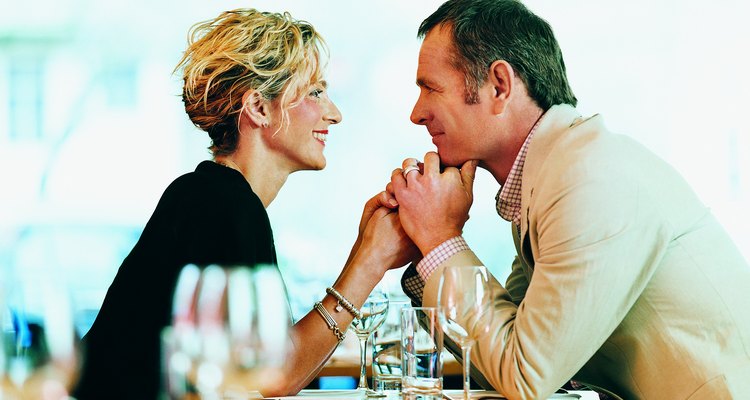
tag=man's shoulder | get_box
[540,113,650,170]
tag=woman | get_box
[73,9,417,399]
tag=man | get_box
[386,0,750,398]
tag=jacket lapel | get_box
[518,104,583,267]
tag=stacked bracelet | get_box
[326,287,362,320]
[313,301,346,342]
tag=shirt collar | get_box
[495,113,545,225]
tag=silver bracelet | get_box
[326,287,362,320]
[313,301,346,342]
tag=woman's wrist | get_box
[336,257,383,308]
[347,249,387,282]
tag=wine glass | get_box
[224,265,290,396]
[0,275,80,400]
[347,285,388,398]
[163,264,291,399]
[437,266,493,400]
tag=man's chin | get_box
[435,151,467,168]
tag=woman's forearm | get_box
[260,257,383,397]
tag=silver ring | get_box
[402,157,420,169]
[402,165,420,179]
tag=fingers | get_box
[402,165,420,179]
[385,181,395,197]
[401,157,420,170]
[359,189,398,238]
[391,167,405,182]
[401,157,422,181]
[423,151,440,175]
[378,189,398,208]
[460,159,478,190]
[391,156,427,196]
[365,190,398,219]
[371,205,392,220]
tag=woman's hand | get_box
[345,193,419,280]
[345,190,399,266]
[360,206,420,271]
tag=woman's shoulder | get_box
[162,161,265,217]
[167,161,253,195]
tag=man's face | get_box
[410,25,497,167]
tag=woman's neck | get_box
[214,146,289,208]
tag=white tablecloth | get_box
[257,389,598,399]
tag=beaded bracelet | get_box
[313,301,346,342]
[325,287,362,320]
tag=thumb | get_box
[460,159,478,190]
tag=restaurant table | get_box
[242,389,599,399]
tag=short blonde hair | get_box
[174,9,327,156]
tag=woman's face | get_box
[270,81,342,172]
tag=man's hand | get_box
[391,151,478,255]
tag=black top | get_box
[74,161,277,399]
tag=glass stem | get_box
[462,344,473,400]
[358,334,369,390]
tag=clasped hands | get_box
[351,151,478,277]
[388,151,477,255]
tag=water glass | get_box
[371,300,409,393]
[400,307,442,400]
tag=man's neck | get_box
[485,104,544,185]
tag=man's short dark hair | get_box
[419,0,577,109]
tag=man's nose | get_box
[410,95,429,125]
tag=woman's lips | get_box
[313,130,328,144]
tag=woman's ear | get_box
[241,90,271,128]
[488,60,515,116]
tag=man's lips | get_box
[427,128,444,137]
[430,131,444,145]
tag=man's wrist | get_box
[415,236,470,283]
[416,230,463,256]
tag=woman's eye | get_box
[310,88,323,98]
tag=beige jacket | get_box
[422,105,750,399]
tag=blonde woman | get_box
[74,9,417,399]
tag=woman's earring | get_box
[262,122,269,128]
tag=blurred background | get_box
[1,0,748,336]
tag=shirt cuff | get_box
[415,235,470,283]
[401,263,425,304]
